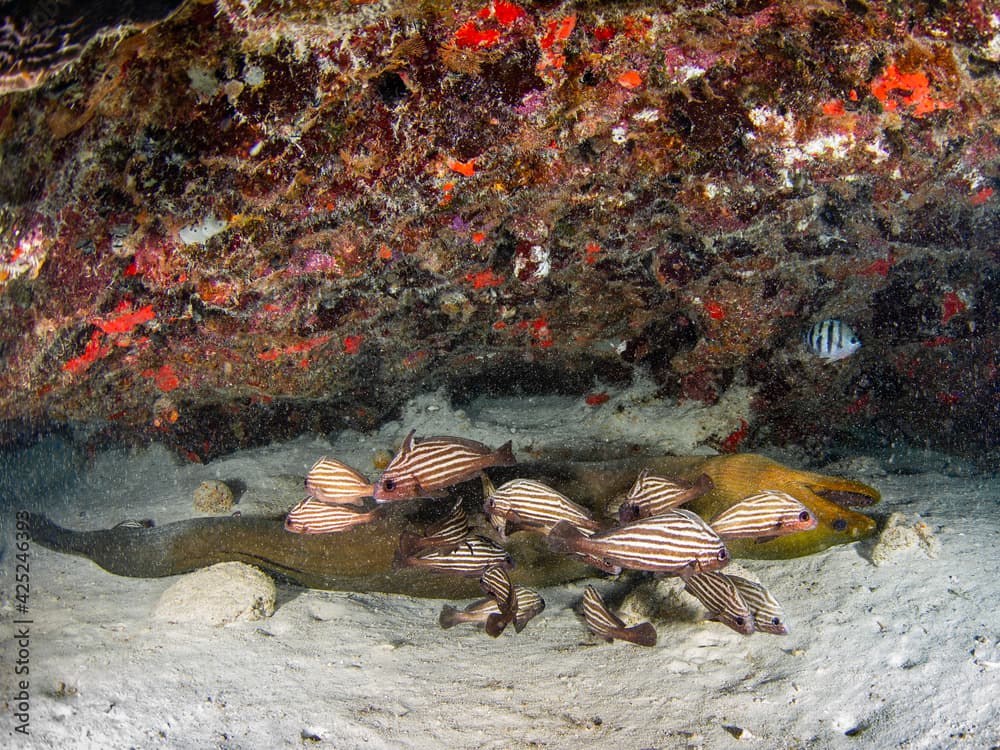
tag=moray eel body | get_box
[29,454,879,596]
[26,506,590,599]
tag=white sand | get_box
[2,389,999,749]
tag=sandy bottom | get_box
[2,390,999,749]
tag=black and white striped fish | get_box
[284,498,379,534]
[581,585,657,647]
[804,318,861,361]
[394,535,513,577]
[548,509,729,576]
[397,500,469,557]
[374,430,516,501]
[683,571,755,635]
[727,574,789,635]
[708,490,816,540]
[618,471,714,523]
[482,475,602,539]
[305,457,374,506]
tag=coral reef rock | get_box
[0,0,997,462]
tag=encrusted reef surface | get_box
[0,0,998,461]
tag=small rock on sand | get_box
[193,479,235,513]
[151,562,276,626]
[867,512,941,566]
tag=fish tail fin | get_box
[546,520,588,556]
[621,622,658,647]
[438,605,461,629]
[692,472,715,496]
[397,530,421,558]
[484,612,509,638]
[494,440,516,466]
[391,546,413,572]
[618,502,639,524]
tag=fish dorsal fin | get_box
[494,440,516,466]
[399,429,416,455]
[480,472,496,499]
[627,468,650,499]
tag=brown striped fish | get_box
[618,471,714,523]
[439,598,504,631]
[482,475,602,539]
[548,509,729,577]
[683,571,755,635]
[305,457,374,506]
[727,574,789,635]
[374,431,516,501]
[708,490,817,540]
[478,565,517,636]
[397,500,469,557]
[438,585,545,635]
[394,535,513,577]
[509,586,545,633]
[284,498,379,534]
[581,585,657,647]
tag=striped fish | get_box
[548,509,729,576]
[478,565,517,636]
[397,500,469,557]
[727,574,789,635]
[374,430,516,501]
[509,586,545,633]
[394,535,513,577]
[683,571,755,635]
[709,490,817,540]
[581,585,657,647]
[804,318,861,361]
[618,471,714,523]
[439,598,503,630]
[305,457,374,506]
[482,475,602,539]
[112,519,155,529]
[284,498,379,534]
[438,587,545,635]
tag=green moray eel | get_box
[28,453,879,597]
[558,453,880,559]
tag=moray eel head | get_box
[682,454,880,559]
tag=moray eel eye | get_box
[832,518,848,532]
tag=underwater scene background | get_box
[1,0,999,748]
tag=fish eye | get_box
[735,616,745,626]
[383,478,396,491]
[717,549,728,561]
[833,518,848,532]
[799,510,811,522]
[771,616,781,626]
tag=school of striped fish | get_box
[284,430,819,645]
